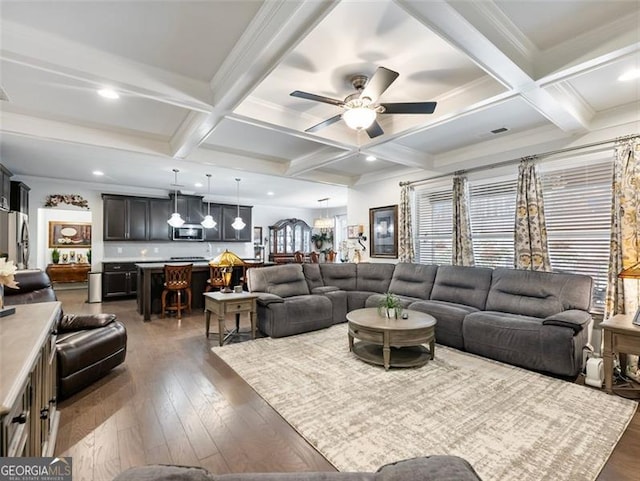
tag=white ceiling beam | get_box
[285,147,353,177]
[170,0,340,159]
[397,0,589,134]
[0,20,212,113]
[1,111,171,156]
[365,144,434,170]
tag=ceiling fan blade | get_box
[380,102,437,114]
[365,120,384,139]
[359,67,399,103]
[305,114,343,133]
[290,90,344,107]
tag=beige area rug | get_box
[212,324,637,481]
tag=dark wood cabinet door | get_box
[127,198,149,240]
[10,181,29,214]
[203,203,221,241]
[0,167,11,210]
[174,195,204,223]
[102,271,130,298]
[148,198,171,240]
[128,271,137,294]
[222,205,252,241]
[103,196,128,240]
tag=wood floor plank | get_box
[52,289,639,479]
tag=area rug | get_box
[211,324,637,481]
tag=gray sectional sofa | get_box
[246,262,593,377]
[113,455,482,481]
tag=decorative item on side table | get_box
[51,248,60,264]
[0,258,18,317]
[378,291,403,319]
[209,249,244,293]
[618,261,640,325]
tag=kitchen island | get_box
[136,260,266,321]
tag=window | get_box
[541,160,613,314]
[414,158,613,314]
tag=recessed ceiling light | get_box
[618,69,640,82]
[194,182,203,188]
[92,170,104,176]
[267,191,275,196]
[97,88,119,99]
[366,155,377,162]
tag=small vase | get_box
[386,308,397,319]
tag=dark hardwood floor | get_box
[53,289,639,481]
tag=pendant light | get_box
[231,178,246,230]
[313,198,334,229]
[201,174,217,229]
[167,168,185,228]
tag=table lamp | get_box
[209,249,244,293]
[618,261,640,325]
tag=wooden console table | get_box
[46,263,91,283]
[601,313,640,394]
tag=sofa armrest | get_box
[377,455,482,481]
[311,286,341,294]
[542,310,592,333]
[256,293,285,307]
[58,313,117,333]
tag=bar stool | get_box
[161,263,193,320]
[206,265,226,292]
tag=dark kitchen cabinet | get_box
[148,198,171,241]
[103,195,148,241]
[102,262,137,299]
[203,203,222,241]
[221,205,252,241]
[0,164,12,211]
[10,181,29,214]
[173,195,204,224]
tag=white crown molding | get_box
[1,20,213,113]
[353,165,424,186]
[1,111,171,157]
[534,13,640,80]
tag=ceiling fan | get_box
[290,66,437,139]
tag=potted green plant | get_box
[378,291,403,319]
[51,248,60,264]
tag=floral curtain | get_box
[605,138,640,320]
[398,184,415,263]
[514,158,551,271]
[452,175,475,266]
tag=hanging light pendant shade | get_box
[167,169,185,228]
[313,197,334,229]
[231,178,246,230]
[201,173,217,229]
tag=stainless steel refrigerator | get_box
[7,211,29,269]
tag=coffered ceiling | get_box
[1,0,638,208]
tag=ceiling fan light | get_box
[232,217,246,230]
[201,215,216,229]
[343,107,376,130]
[168,212,185,228]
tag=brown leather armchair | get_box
[5,270,127,400]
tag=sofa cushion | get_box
[356,263,395,293]
[408,300,478,349]
[248,264,310,298]
[377,455,482,481]
[430,266,492,310]
[486,268,593,317]
[320,263,357,291]
[113,465,214,481]
[257,294,333,338]
[303,263,324,291]
[388,263,438,300]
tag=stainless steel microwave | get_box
[172,224,205,241]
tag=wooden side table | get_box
[203,291,259,346]
[601,314,640,394]
[46,263,91,283]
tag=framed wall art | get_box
[347,224,363,239]
[48,222,92,248]
[369,205,398,258]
